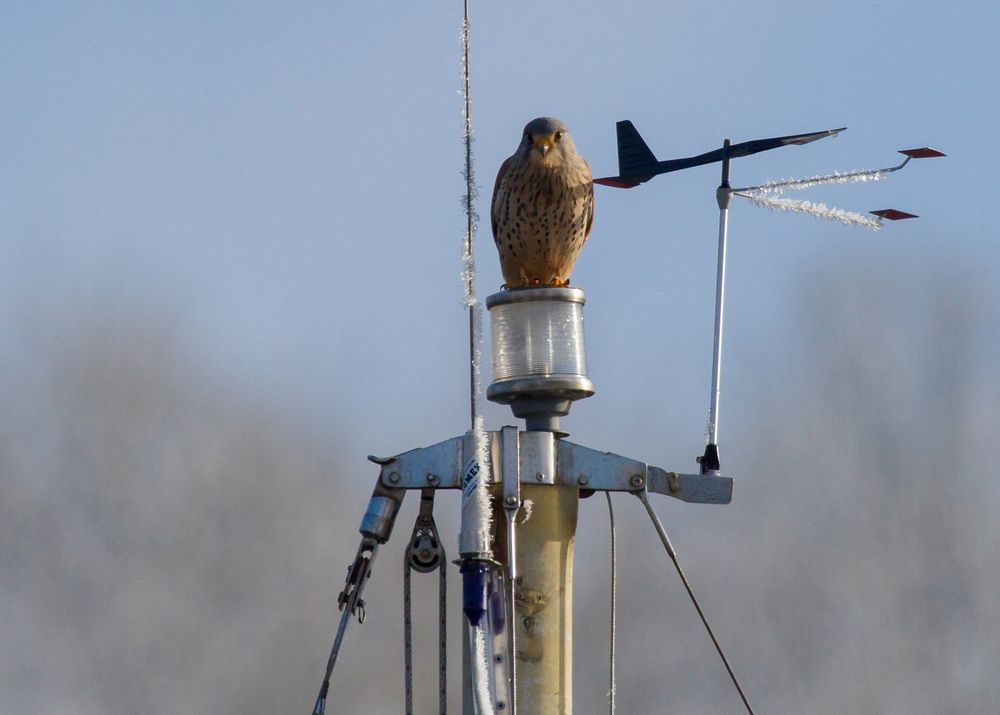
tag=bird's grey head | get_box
[518,116,577,162]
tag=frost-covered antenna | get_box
[596,123,944,475]
[460,0,480,425]
[458,4,501,715]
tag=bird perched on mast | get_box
[491,117,594,288]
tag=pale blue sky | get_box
[3,2,995,457]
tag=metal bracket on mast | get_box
[321,425,728,715]
[369,432,732,504]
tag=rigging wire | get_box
[438,566,447,713]
[311,539,380,715]
[605,492,617,715]
[637,491,756,715]
[404,491,448,715]
[404,561,414,715]
[403,548,448,714]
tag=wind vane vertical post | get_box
[703,138,732,475]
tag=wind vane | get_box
[594,121,846,188]
[595,119,944,474]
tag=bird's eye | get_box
[554,131,564,142]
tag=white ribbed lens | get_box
[491,299,586,380]
[485,287,594,409]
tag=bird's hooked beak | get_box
[532,134,555,157]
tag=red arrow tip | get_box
[871,209,919,220]
[899,147,946,159]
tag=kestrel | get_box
[491,117,594,288]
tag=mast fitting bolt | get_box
[629,474,644,488]
[388,472,400,483]
[577,475,589,485]
[504,495,518,506]
[426,474,439,485]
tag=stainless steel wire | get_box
[637,491,755,715]
[438,564,447,713]
[311,539,380,715]
[403,492,448,715]
[403,563,448,715]
[605,492,617,715]
[404,560,414,715]
[403,560,449,715]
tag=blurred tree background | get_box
[2,263,996,714]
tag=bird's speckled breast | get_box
[493,160,593,288]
